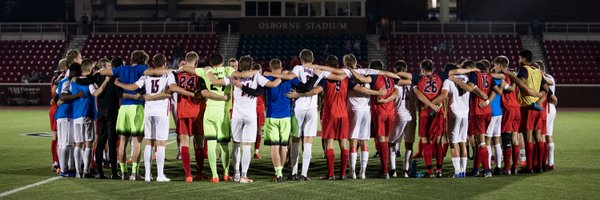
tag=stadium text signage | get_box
[240,18,366,34]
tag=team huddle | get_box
[46,48,558,183]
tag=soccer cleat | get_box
[518,168,533,174]
[402,170,409,178]
[84,173,95,178]
[548,165,555,170]
[59,172,69,177]
[130,173,142,181]
[351,172,357,179]
[111,174,122,180]
[300,175,311,181]
[121,173,128,180]
[320,175,335,180]
[185,176,193,183]
[380,173,390,179]
[436,171,443,178]
[502,170,511,176]
[483,170,493,178]
[452,173,461,178]
[276,176,284,183]
[460,172,466,178]
[156,176,170,182]
[239,177,253,183]
[234,173,241,182]
[96,173,108,179]
[494,167,501,175]
[288,174,299,181]
[254,153,261,159]
[425,173,436,178]
[145,175,153,182]
[52,164,60,173]
[360,172,366,180]
[389,170,397,178]
[76,173,82,178]
[468,169,480,177]
[223,175,231,182]
[210,177,219,183]
[339,175,347,180]
[68,170,77,177]
[194,173,208,181]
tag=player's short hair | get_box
[152,53,167,68]
[299,49,314,64]
[479,59,491,70]
[519,50,533,62]
[475,62,487,71]
[210,53,224,66]
[68,63,82,78]
[111,57,124,68]
[65,49,81,66]
[238,55,253,71]
[394,60,408,72]
[492,56,509,68]
[325,55,339,68]
[343,54,357,68]
[177,57,185,64]
[185,52,199,64]
[535,60,546,72]
[81,59,95,72]
[252,63,262,71]
[444,63,458,73]
[456,57,468,66]
[420,59,434,72]
[58,58,68,71]
[269,58,282,70]
[130,50,149,65]
[462,60,476,69]
[228,58,238,65]
[369,60,384,70]
[97,58,110,68]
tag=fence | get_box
[391,21,531,34]
[92,21,215,34]
[544,22,600,33]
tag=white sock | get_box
[242,145,251,177]
[494,144,503,169]
[460,157,468,173]
[144,145,152,179]
[403,150,412,171]
[452,157,461,174]
[389,145,396,170]
[360,151,369,175]
[487,145,492,168]
[350,152,357,174]
[157,146,166,178]
[301,143,312,177]
[74,146,81,175]
[548,143,555,166]
[290,141,300,175]
[59,145,67,173]
[83,147,91,174]
[233,143,241,176]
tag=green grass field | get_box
[1,109,599,199]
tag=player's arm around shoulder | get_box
[377,88,398,104]
[114,77,142,91]
[286,86,323,99]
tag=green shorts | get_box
[203,108,231,142]
[264,117,291,146]
[290,115,300,138]
[116,105,144,136]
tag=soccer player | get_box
[70,59,97,178]
[538,61,558,170]
[56,62,81,177]
[229,55,281,183]
[254,64,266,159]
[99,50,150,180]
[486,63,506,175]
[263,49,331,181]
[49,58,68,173]
[389,60,414,178]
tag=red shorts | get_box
[501,108,521,133]
[520,107,542,132]
[49,104,58,131]
[469,114,491,136]
[178,118,197,136]
[418,108,445,138]
[257,111,265,127]
[372,113,395,138]
[322,116,349,140]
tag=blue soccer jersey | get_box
[71,81,96,119]
[55,78,72,119]
[112,64,148,105]
[490,78,503,117]
[265,76,300,118]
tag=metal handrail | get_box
[92,21,215,34]
[544,22,600,33]
[391,21,529,34]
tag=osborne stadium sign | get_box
[240,18,367,34]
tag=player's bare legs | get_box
[193,134,207,180]
[118,135,129,179]
[130,135,143,180]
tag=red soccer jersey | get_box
[501,75,520,110]
[321,78,349,118]
[370,75,396,114]
[414,73,445,105]
[256,95,265,114]
[469,71,493,115]
[176,72,201,118]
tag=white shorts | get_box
[349,109,371,140]
[486,115,502,137]
[546,112,556,136]
[144,116,170,141]
[231,116,258,143]
[73,117,94,143]
[450,116,468,143]
[390,119,409,144]
[293,109,318,138]
[57,118,74,146]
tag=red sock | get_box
[479,146,490,171]
[255,132,262,152]
[341,149,349,177]
[181,146,191,177]
[194,144,205,174]
[512,145,520,170]
[541,142,548,168]
[326,149,335,177]
[532,143,539,169]
[435,143,443,170]
[423,143,433,174]
[51,140,58,163]
[526,142,534,170]
[380,142,389,173]
[503,147,512,171]
[537,142,545,169]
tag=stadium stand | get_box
[386,34,522,72]
[237,34,368,68]
[544,40,600,84]
[82,34,219,64]
[0,40,65,83]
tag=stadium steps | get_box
[218,33,239,60]
[367,35,387,65]
[65,35,88,53]
[520,35,548,66]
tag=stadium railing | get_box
[391,21,530,34]
[544,22,600,33]
[91,21,215,34]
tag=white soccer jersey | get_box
[546,74,557,115]
[292,65,330,110]
[233,73,269,119]
[135,73,176,116]
[442,75,470,118]
[347,69,379,111]
[394,85,413,121]
[341,68,380,79]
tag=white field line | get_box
[0,176,61,197]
